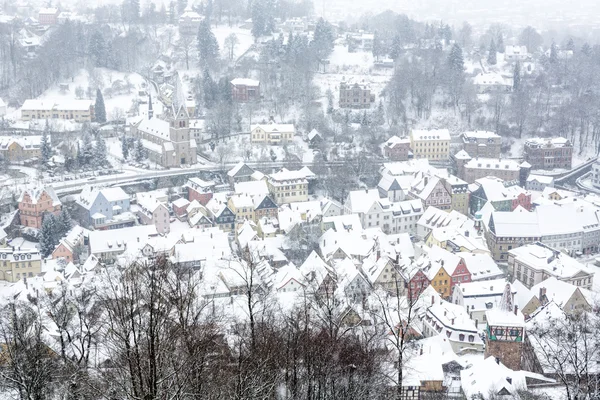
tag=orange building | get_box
[18,187,62,229]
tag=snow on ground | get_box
[328,45,375,73]
[201,133,313,164]
[8,68,147,128]
[213,25,255,62]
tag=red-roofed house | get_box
[18,187,62,229]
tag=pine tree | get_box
[95,89,107,123]
[197,19,219,68]
[135,139,146,162]
[513,62,521,91]
[81,131,94,167]
[448,44,464,74]
[582,43,591,56]
[326,89,334,114]
[251,0,266,39]
[203,69,217,108]
[566,38,575,52]
[390,34,402,60]
[373,100,385,126]
[488,39,497,65]
[311,18,335,62]
[121,136,130,159]
[496,33,505,53]
[550,41,558,63]
[372,30,384,61]
[40,121,52,169]
[56,210,72,238]
[168,1,176,24]
[39,214,57,257]
[93,136,108,168]
[89,31,107,68]
[177,0,186,15]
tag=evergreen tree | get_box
[203,69,217,108]
[488,39,497,65]
[39,214,57,257]
[496,33,505,53]
[550,41,558,63]
[582,42,591,56]
[93,136,109,168]
[389,34,402,60]
[326,89,334,114]
[311,18,335,62]
[40,121,52,168]
[95,89,107,123]
[135,139,146,162]
[197,19,219,68]
[513,62,521,91]
[251,0,273,39]
[372,30,384,61]
[373,100,385,126]
[168,1,176,24]
[177,0,187,15]
[56,210,72,238]
[566,38,575,52]
[81,131,94,167]
[448,44,464,73]
[89,31,108,68]
[121,136,130,159]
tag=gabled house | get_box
[361,255,404,295]
[332,257,371,303]
[299,251,336,295]
[227,162,255,185]
[135,194,170,234]
[186,177,214,205]
[531,277,591,314]
[75,186,133,230]
[408,175,452,211]
[274,263,305,293]
[18,187,62,229]
[51,226,89,263]
[205,199,236,232]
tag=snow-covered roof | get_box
[346,189,382,214]
[39,7,58,14]
[453,149,471,160]
[524,137,571,148]
[465,157,520,171]
[531,277,587,310]
[508,242,592,279]
[18,186,61,207]
[172,197,190,208]
[505,45,528,56]
[231,78,259,87]
[460,357,527,400]
[527,174,555,184]
[268,167,314,183]
[411,129,450,141]
[22,99,93,111]
[384,135,410,148]
[0,135,43,150]
[251,122,295,134]
[234,180,269,196]
[88,225,157,255]
[473,72,511,86]
[136,117,171,140]
[322,214,363,233]
[227,161,253,177]
[462,131,501,140]
[418,207,467,231]
[101,187,129,202]
[457,252,502,280]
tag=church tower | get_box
[483,283,525,371]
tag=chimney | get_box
[396,254,400,264]
[451,318,455,325]
[444,310,447,317]
[475,319,478,328]
[376,250,380,260]
[397,237,400,244]
[495,357,500,365]
[465,230,469,237]
[431,295,435,305]
[420,346,423,356]
[514,305,519,316]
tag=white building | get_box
[451,279,513,329]
[473,72,512,93]
[250,122,295,144]
[526,174,555,191]
[416,206,468,240]
[508,242,594,289]
[504,45,529,62]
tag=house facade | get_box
[410,129,450,161]
[461,131,502,159]
[136,196,170,234]
[21,99,94,122]
[0,136,43,163]
[383,136,411,161]
[231,78,260,102]
[523,137,573,170]
[0,248,42,282]
[250,122,295,144]
[18,187,62,229]
[75,187,132,230]
[186,177,214,205]
[267,169,309,204]
[339,79,375,109]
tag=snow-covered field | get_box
[7,68,147,129]
[200,133,314,164]
[213,25,255,61]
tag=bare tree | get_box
[224,33,239,61]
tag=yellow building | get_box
[251,122,295,144]
[410,129,451,161]
[267,168,312,204]
[0,136,42,162]
[427,266,451,298]
[0,248,42,282]
[21,99,95,122]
